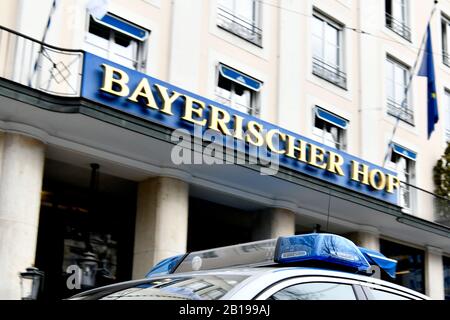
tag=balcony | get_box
[444,51,450,68]
[312,57,347,89]
[0,25,83,97]
[385,12,411,41]
[404,183,450,228]
[387,99,414,125]
[214,93,259,117]
[217,6,262,47]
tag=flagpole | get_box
[27,0,58,87]
[382,0,439,168]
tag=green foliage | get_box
[433,142,450,221]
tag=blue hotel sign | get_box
[81,53,399,205]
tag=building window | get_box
[85,13,149,71]
[387,143,417,212]
[312,107,348,150]
[442,15,450,67]
[445,90,450,140]
[312,11,346,89]
[214,64,262,116]
[444,256,450,300]
[380,239,425,294]
[217,0,262,46]
[385,0,411,41]
[386,57,414,124]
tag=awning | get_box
[93,13,148,41]
[219,64,262,91]
[392,143,417,161]
[315,107,348,129]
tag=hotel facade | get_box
[0,0,449,300]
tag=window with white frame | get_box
[217,0,262,46]
[445,89,450,140]
[312,107,348,151]
[214,64,262,116]
[312,10,346,89]
[385,57,414,124]
[442,15,450,67]
[385,0,411,41]
[85,13,148,71]
[387,144,416,212]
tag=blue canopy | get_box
[392,143,417,161]
[315,107,348,129]
[94,13,148,40]
[219,64,262,91]
[358,247,397,278]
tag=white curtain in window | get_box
[386,59,408,106]
[392,0,407,24]
[218,0,255,25]
[312,15,340,69]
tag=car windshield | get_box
[94,274,249,300]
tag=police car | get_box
[69,233,430,300]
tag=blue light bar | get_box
[274,234,371,273]
[358,247,397,278]
[145,254,184,278]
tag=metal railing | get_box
[217,6,262,46]
[214,93,260,117]
[387,98,414,125]
[443,50,450,68]
[385,12,411,41]
[403,182,450,227]
[0,25,83,97]
[312,57,347,89]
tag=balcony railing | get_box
[385,12,411,41]
[214,93,260,117]
[312,57,347,89]
[443,50,450,68]
[217,6,262,46]
[387,98,414,125]
[403,182,450,228]
[0,25,83,97]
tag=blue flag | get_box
[418,24,439,139]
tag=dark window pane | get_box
[269,282,357,300]
[218,74,233,91]
[380,239,425,294]
[88,16,110,40]
[114,32,132,47]
[444,256,450,300]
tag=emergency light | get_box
[274,233,371,273]
[145,233,397,279]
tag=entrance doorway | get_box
[35,159,137,300]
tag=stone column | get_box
[252,208,296,240]
[345,230,380,251]
[132,176,189,279]
[425,246,445,300]
[0,133,46,299]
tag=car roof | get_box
[220,267,430,300]
[70,266,430,300]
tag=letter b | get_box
[100,64,130,97]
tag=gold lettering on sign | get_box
[100,64,130,97]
